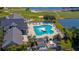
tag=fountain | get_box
[39,28,46,32]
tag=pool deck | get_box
[27,22,60,39]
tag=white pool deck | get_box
[27,22,63,39]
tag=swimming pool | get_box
[33,25,54,36]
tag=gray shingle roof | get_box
[7,13,24,19]
[1,18,27,30]
[2,27,23,48]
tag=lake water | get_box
[29,7,64,10]
[58,18,79,28]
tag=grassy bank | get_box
[0,27,3,37]
[56,11,79,18]
[54,20,72,50]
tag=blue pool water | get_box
[58,18,79,28]
[33,25,54,36]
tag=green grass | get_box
[60,40,72,50]
[56,11,79,18]
[1,8,79,20]
[0,27,3,37]
[54,20,64,32]
[0,11,10,17]
[1,8,79,18]
[0,27,3,45]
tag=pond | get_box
[58,18,79,28]
[29,7,64,10]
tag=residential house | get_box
[2,26,24,48]
[1,13,28,35]
[6,13,24,19]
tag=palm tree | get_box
[63,28,69,43]
[27,35,37,51]
[32,35,36,41]
[71,28,79,51]
[43,15,55,22]
[63,28,66,32]
[53,20,56,23]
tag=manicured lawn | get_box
[56,11,79,18]
[1,8,79,20]
[1,8,79,19]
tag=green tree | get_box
[43,15,55,21]
[26,8,31,12]
[71,28,79,50]
[0,7,4,13]
[0,27,3,50]
[0,7,4,9]
[5,44,27,51]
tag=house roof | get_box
[2,27,24,48]
[1,18,27,30]
[6,13,24,19]
[0,17,6,25]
